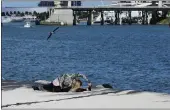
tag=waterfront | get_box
[2,23,170,94]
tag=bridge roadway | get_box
[4,6,170,11]
[50,6,170,11]
[3,0,170,2]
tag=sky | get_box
[2,1,112,7]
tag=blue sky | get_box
[2,1,112,7]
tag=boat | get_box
[23,15,37,22]
[11,16,24,22]
[24,21,32,28]
[2,16,12,23]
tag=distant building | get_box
[38,1,82,7]
[71,1,81,6]
[60,1,81,6]
[60,1,69,6]
[38,1,55,7]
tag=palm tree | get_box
[28,12,32,15]
[10,11,13,15]
[44,12,47,20]
[20,12,25,17]
[38,12,46,20]
[1,12,5,16]
[33,11,37,16]
[13,11,17,15]
[17,11,21,16]
[25,11,28,15]
[46,11,49,19]
[6,12,10,16]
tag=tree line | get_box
[1,11,50,21]
[2,11,37,16]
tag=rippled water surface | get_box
[2,23,170,93]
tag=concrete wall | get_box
[49,9,73,25]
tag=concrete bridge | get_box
[2,0,170,25]
[46,5,170,25]
[54,6,170,11]
[5,6,170,11]
[3,0,170,1]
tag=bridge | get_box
[4,6,170,11]
[45,5,169,25]
[3,0,170,2]
[54,6,170,11]
[2,0,170,26]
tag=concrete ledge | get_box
[40,21,72,26]
[2,80,170,109]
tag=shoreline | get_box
[37,21,170,26]
[2,80,170,109]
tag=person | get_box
[32,73,91,92]
[69,79,91,92]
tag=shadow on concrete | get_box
[2,80,34,91]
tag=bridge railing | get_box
[56,6,170,8]
[3,0,170,1]
[52,5,170,11]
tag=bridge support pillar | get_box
[91,11,94,25]
[52,9,55,14]
[49,9,51,16]
[117,11,120,25]
[73,11,77,25]
[101,11,104,25]
[49,8,54,17]
[119,12,122,25]
[115,11,118,25]
[145,11,148,25]
[142,11,145,25]
[114,11,117,25]
[128,11,132,25]
[87,10,93,25]
[148,12,151,24]
[151,10,157,25]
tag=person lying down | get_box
[32,79,91,92]
[32,73,92,92]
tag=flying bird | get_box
[47,27,59,40]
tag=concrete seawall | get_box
[2,80,170,109]
[48,9,73,25]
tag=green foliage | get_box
[159,18,170,24]
[25,11,28,15]
[13,11,17,15]
[16,11,21,16]
[76,11,100,19]
[1,12,5,16]
[33,11,37,16]
[77,11,88,19]
[20,12,24,17]
[6,12,10,16]
[28,12,32,15]
[150,10,169,24]
[10,11,13,15]
[36,12,49,21]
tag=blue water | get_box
[2,22,170,94]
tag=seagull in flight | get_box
[47,27,59,40]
